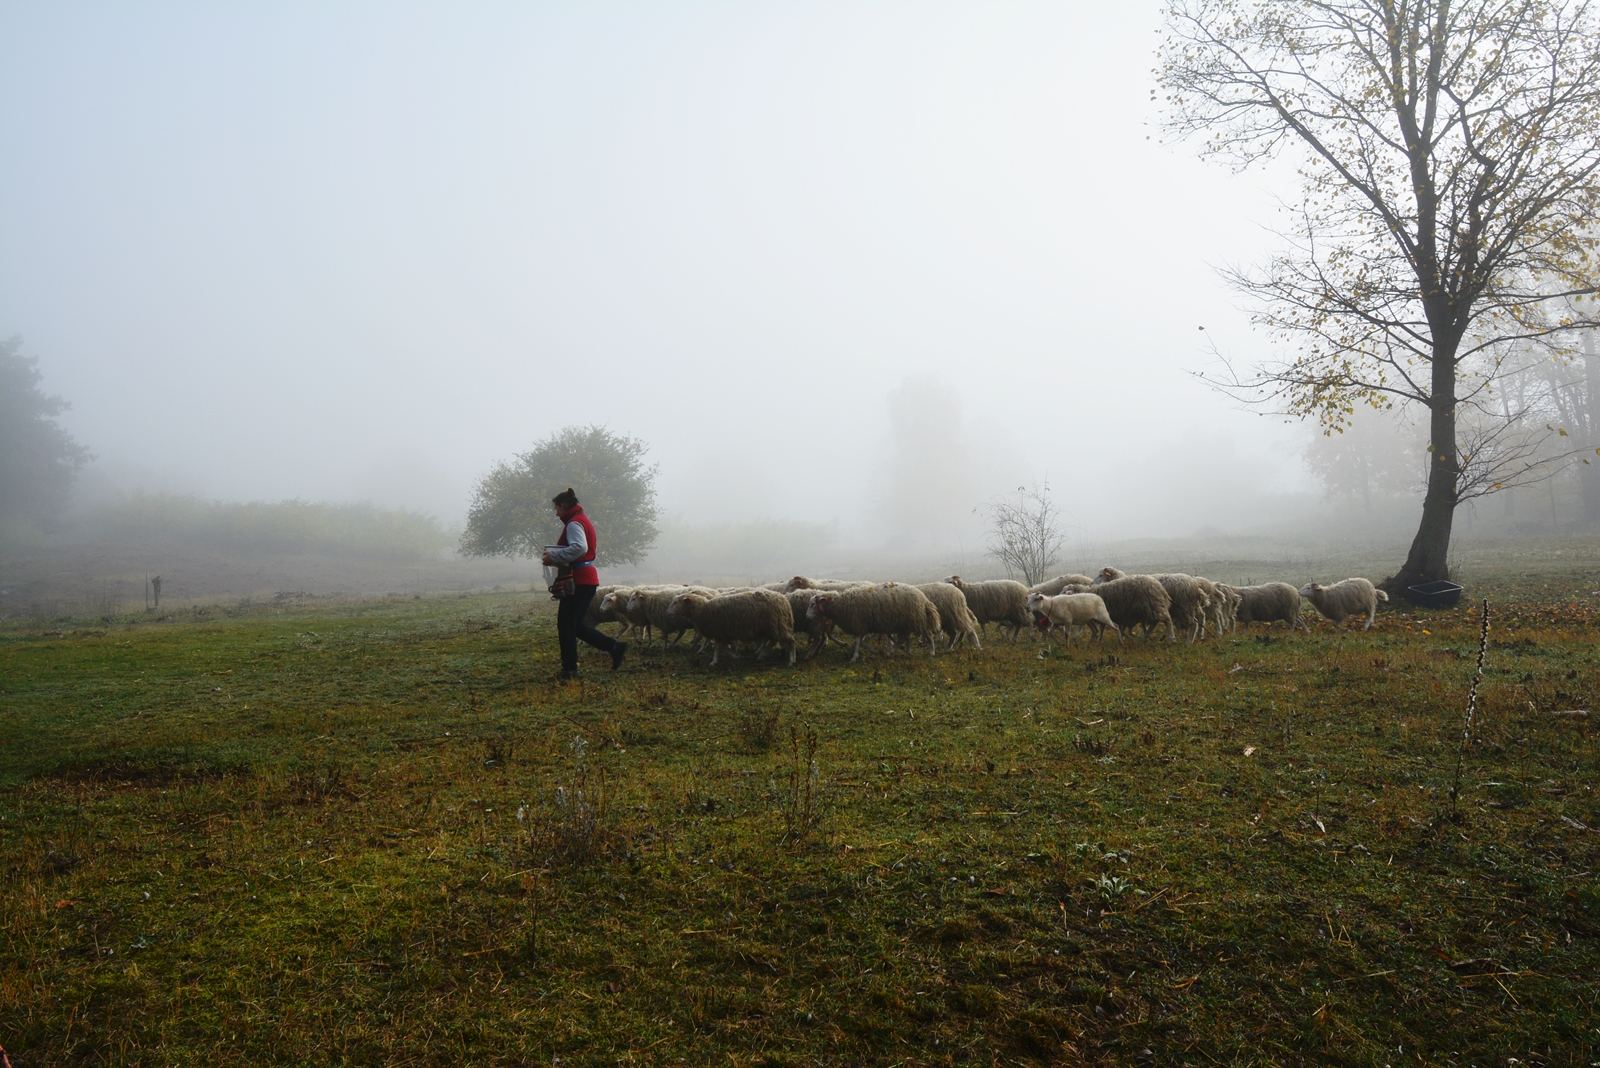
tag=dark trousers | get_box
[557,584,618,675]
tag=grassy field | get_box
[2,573,1597,1065]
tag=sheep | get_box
[1028,573,1096,596]
[667,588,796,667]
[807,582,942,660]
[1154,574,1212,644]
[1219,582,1309,633]
[915,581,983,651]
[1064,575,1174,641]
[599,586,651,642]
[625,585,704,648]
[945,576,1032,643]
[1209,582,1243,635]
[782,576,871,594]
[1026,591,1119,647]
[586,585,634,638]
[1091,568,1207,642]
[1188,576,1226,638]
[1299,578,1389,630]
[786,588,836,659]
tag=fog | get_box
[4,2,1393,575]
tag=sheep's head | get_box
[783,575,813,593]
[807,593,835,620]
[668,592,705,620]
[1299,583,1323,597]
[945,575,964,588]
[1025,592,1048,614]
[1094,567,1121,584]
[625,591,647,612]
[600,590,626,612]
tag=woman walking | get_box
[541,488,627,681]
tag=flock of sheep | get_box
[581,569,1390,667]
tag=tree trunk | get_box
[1387,366,1459,591]
[1583,330,1600,523]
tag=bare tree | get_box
[982,483,1066,587]
[1161,0,1600,587]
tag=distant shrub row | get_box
[84,494,453,561]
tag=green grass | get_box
[2,587,1597,1066]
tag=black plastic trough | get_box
[1404,579,1464,609]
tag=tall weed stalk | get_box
[1449,599,1490,820]
[781,723,822,845]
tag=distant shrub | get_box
[84,494,451,561]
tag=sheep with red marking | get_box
[1026,590,1119,646]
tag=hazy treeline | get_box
[71,494,453,562]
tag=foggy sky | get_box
[0,2,1324,544]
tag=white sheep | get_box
[667,588,796,666]
[1209,582,1242,635]
[945,576,1032,643]
[1028,573,1096,596]
[916,582,983,651]
[599,586,650,642]
[625,585,705,648]
[1092,568,1210,644]
[1026,591,1119,646]
[1063,575,1174,641]
[786,588,836,659]
[807,582,942,660]
[586,585,634,639]
[1299,578,1389,630]
[782,576,872,594]
[1219,582,1309,633]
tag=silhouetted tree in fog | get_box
[983,483,1064,587]
[1162,1,1600,587]
[461,426,659,566]
[0,336,92,528]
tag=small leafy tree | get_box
[982,483,1065,587]
[0,336,92,528]
[460,426,659,566]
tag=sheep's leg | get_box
[849,637,863,662]
[708,641,722,667]
[927,631,938,658]
[784,640,796,666]
[1364,605,1377,631]
[753,640,771,661]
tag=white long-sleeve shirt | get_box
[545,520,589,567]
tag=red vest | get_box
[558,506,599,586]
